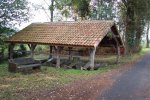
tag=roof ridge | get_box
[32,20,114,25]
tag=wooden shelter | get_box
[6,20,124,69]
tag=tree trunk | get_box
[50,0,54,22]
[124,1,135,55]
[97,0,103,20]
[135,30,141,52]
[146,21,150,48]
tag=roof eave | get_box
[5,41,94,48]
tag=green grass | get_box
[0,48,150,99]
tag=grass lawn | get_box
[0,48,150,99]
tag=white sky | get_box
[18,0,52,29]
[18,0,74,30]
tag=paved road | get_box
[100,54,150,100]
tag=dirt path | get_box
[100,54,150,100]
[17,54,148,100]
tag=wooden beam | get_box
[8,43,15,59]
[89,47,96,70]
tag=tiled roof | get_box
[7,20,121,47]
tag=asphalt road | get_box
[100,54,150,100]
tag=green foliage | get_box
[36,46,43,52]
[49,4,54,12]
[106,32,113,38]
[56,0,71,19]
[35,45,48,52]
[0,0,29,56]
[12,44,27,58]
[0,0,29,27]
[20,44,27,56]
[20,44,26,51]
[90,0,115,20]
[0,34,8,53]
[119,0,149,54]
[72,0,91,19]
[52,0,91,20]
[77,0,90,19]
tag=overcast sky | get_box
[18,0,51,29]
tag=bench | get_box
[8,57,41,72]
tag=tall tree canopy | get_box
[56,0,90,21]
[120,0,149,54]
[90,0,116,20]
[0,0,29,28]
[0,0,29,52]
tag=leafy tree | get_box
[146,22,150,48]
[49,0,91,21]
[145,0,150,48]
[49,0,54,22]
[76,0,90,20]
[56,0,90,21]
[90,0,115,20]
[0,0,29,27]
[91,0,149,54]
[0,0,29,53]
[36,0,70,22]
[120,0,148,54]
[55,0,72,21]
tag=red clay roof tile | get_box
[7,20,119,47]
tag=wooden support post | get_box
[8,43,15,59]
[89,47,96,70]
[28,44,36,58]
[49,46,53,58]
[68,47,72,61]
[55,46,60,68]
